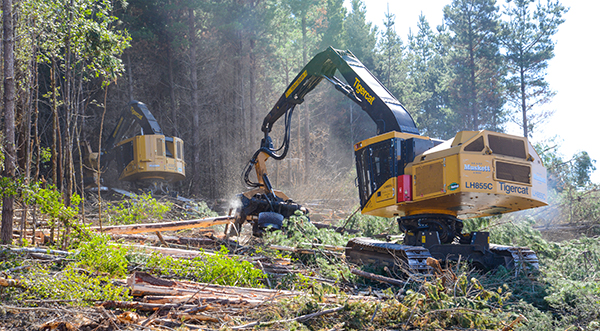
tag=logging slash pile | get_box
[1,193,600,330]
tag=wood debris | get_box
[93,215,235,234]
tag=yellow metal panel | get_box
[414,160,445,198]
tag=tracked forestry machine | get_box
[84,100,186,193]
[237,47,547,274]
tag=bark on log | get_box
[93,216,234,235]
[109,233,217,247]
[1,246,70,255]
[127,272,373,306]
[99,300,209,312]
[231,306,344,329]
[351,268,407,287]
[0,278,23,288]
[117,243,214,258]
[269,245,342,257]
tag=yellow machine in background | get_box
[85,101,185,192]
[114,134,185,183]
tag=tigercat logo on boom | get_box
[130,107,143,120]
[353,78,375,105]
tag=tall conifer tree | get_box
[500,0,567,137]
[344,0,377,69]
[444,0,505,131]
[405,15,455,139]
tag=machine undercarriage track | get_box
[489,244,540,274]
[346,237,540,278]
[346,237,433,275]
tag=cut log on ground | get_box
[127,272,374,306]
[351,268,407,287]
[99,300,211,312]
[231,305,344,329]
[93,216,235,235]
[117,243,214,258]
[109,233,218,248]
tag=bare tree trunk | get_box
[301,14,310,185]
[168,47,178,136]
[127,52,134,100]
[51,60,59,188]
[1,0,16,244]
[97,85,110,231]
[65,0,73,206]
[34,67,40,181]
[188,8,201,194]
[520,66,527,137]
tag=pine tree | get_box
[404,15,455,139]
[1,0,16,244]
[444,0,506,132]
[319,0,346,49]
[500,0,567,137]
[344,0,377,69]
[375,6,405,98]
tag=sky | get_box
[344,0,600,183]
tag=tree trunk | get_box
[301,14,310,185]
[127,52,134,100]
[168,47,178,136]
[188,8,201,195]
[520,66,527,137]
[1,0,16,244]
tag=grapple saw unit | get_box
[238,47,547,273]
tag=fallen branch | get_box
[99,300,209,312]
[351,268,406,287]
[270,244,342,257]
[501,314,528,331]
[109,233,217,248]
[117,243,214,258]
[1,246,70,256]
[231,305,344,329]
[93,215,235,235]
[299,243,347,251]
[0,278,23,288]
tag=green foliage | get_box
[264,213,352,280]
[341,212,401,237]
[444,0,506,132]
[39,147,52,164]
[181,200,218,219]
[537,139,597,191]
[266,212,351,248]
[72,233,130,277]
[486,216,560,259]
[0,179,80,226]
[470,216,600,330]
[500,0,567,137]
[404,15,456,139]
[266,275,514,330]
[344,0,378,69]
[0,134,4,173]
[105,193,171,225]
[134,246,266,287]
[25,0,131,81]
[19,264,131,305]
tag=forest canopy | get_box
[0,0,576,204]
